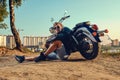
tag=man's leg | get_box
[44,40,62,56]
[34,40,62,62]
[15,40,62,63]
[56,44,69,60]
[46,52,60,60]
[25,57,36,61]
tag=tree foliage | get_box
[0,0,8,29]
[0,0,8,22]
[0,23,7,29]
[13,0,22,7]
[0,0,23,22]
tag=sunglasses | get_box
[53,26,60,30]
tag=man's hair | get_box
[53,22,63,28]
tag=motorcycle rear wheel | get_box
[78,35,99,60]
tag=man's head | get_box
[53,22,63,33]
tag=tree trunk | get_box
[9,0,23,51]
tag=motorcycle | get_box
[45,14,108,60]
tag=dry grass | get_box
[101,52,120,57]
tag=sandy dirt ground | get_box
[0,49,120,80]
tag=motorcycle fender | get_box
[76,27,97,42]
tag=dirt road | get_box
[0,51,120,80]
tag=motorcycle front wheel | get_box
[78,35,99,60]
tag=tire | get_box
[78,35,99,60]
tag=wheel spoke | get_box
[82,37,93,53]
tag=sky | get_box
[0,0,120,44]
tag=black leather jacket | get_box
[46,27,72,54]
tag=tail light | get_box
[105,29,109,33]
[92,32,97,36]
[91,24,98,31]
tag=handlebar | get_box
[59,15,70,23]
[62,15,70,20]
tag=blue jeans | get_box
[47,45,68,60]
[47,52,60,60]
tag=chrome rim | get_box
[82,37,93,53]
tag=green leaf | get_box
[0,23,8,29]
